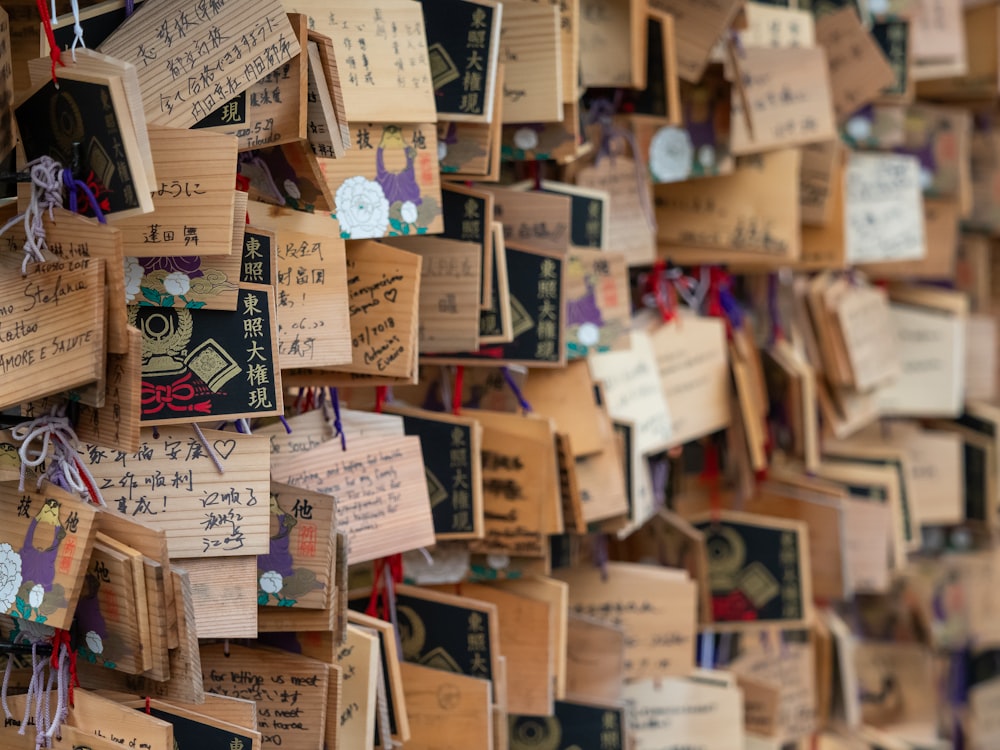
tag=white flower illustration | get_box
[513,128,538,151]
[0,544,22,612]
[649,126,693,183]
[123,257,143,303]
[335,176,390,238]
[28,584,43,610]
[85,631,104,655]
[400,201,418,224]
[162,271,191,297]
[438,142,448,161]
[283,178,301,200]
[259,570,283,595]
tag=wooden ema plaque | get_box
[81,426,271,559]
[272,434,435,564]
[130,283,283,424]
[336,624,380,749]
[285,0,437,123]
[246,201,351,369]
[400,662,493,750]
[112,126,238,258]
[350,584,501,693]
[97,0,300,130]
[0,259,106,412]
[382,236,483,355]
[565,614,626,704]
[0,483,98,630]
[555,562,697,682]
[509,700,627,750]
[322,122,444,239]
[258,483,337,610]
[387,404,485,540]
[348,610,411,742]
[690,510,814,628]
[202,642,329,750]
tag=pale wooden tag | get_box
[876,301,966,417]
[111,126,237,257]
[911,0,966,81]
[337,624,380,750]
[739,3,815,49]
[241,140,334,212]
[556,563,696,681]
[521,359,611,458]
[327,239,420,377]
[624,675,744,749]
[565,614,625,704]
[966,313,998,402]
[841,495,893,595]
[579,0,644,88]
[202,643,329,749]
[273,434,435,564]
[844,152,925,264]
[800,140,841,228]
[648,0,743,82]
[78,535,150,674]
[98,0,301,129]
[321,122,444,238]
[381,236,483,354]
[0,260,105,411]
[726,627,818,742]
[729,46,837,156]
[246,201,351,368]
[816,7,896,122]
[574,433,630,525]
[647,313,731,448]
[499,2,563,123]
[589,331,674,456]
[576,150,656,267]
[81,426,270,558]
[655,149,801,260]
[483,184,572,254]
[286,0,436,122]
[400,662,494,749]
[861,199,959,280]
[259,483,337,610]
[460,409,559,558]
[835,285,900,391]
[306,28,351,156]
[64,689,174,750]
[348,610,411,742]
[2,208,127,353]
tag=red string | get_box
[50,630,78,706]
[365,554,403,620]
[36,0,64,84]
[365,559,386,617]
[145,696,151,714]
[235,175,251,223]
[529,160,541,190]
[650,260,674,322]
[453,366,464,415]
[375,386,387,414]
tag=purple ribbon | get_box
[500,367,533,413]
[61,169,107,224]
[330,387,346,451]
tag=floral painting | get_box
[124,253,241,312]
[324,123,444,239]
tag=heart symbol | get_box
[213,439,237,460]
[385,288,398,303]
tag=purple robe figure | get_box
[376,126,422,206]
[20,499,65,592]
[258,503,296,578]
[76,573,108,645]
[567,278,604,328]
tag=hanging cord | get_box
[374,386,387,414]
[191,423,225,474]
[328,387,346,451]
[12,411,106,505]
[68,0,86,59]
[37,0,64,84]
[0,157,63,274]
[500,366,533,413]
[125,0,135,16]
[586,97,657,234]
[62,163,107,223]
